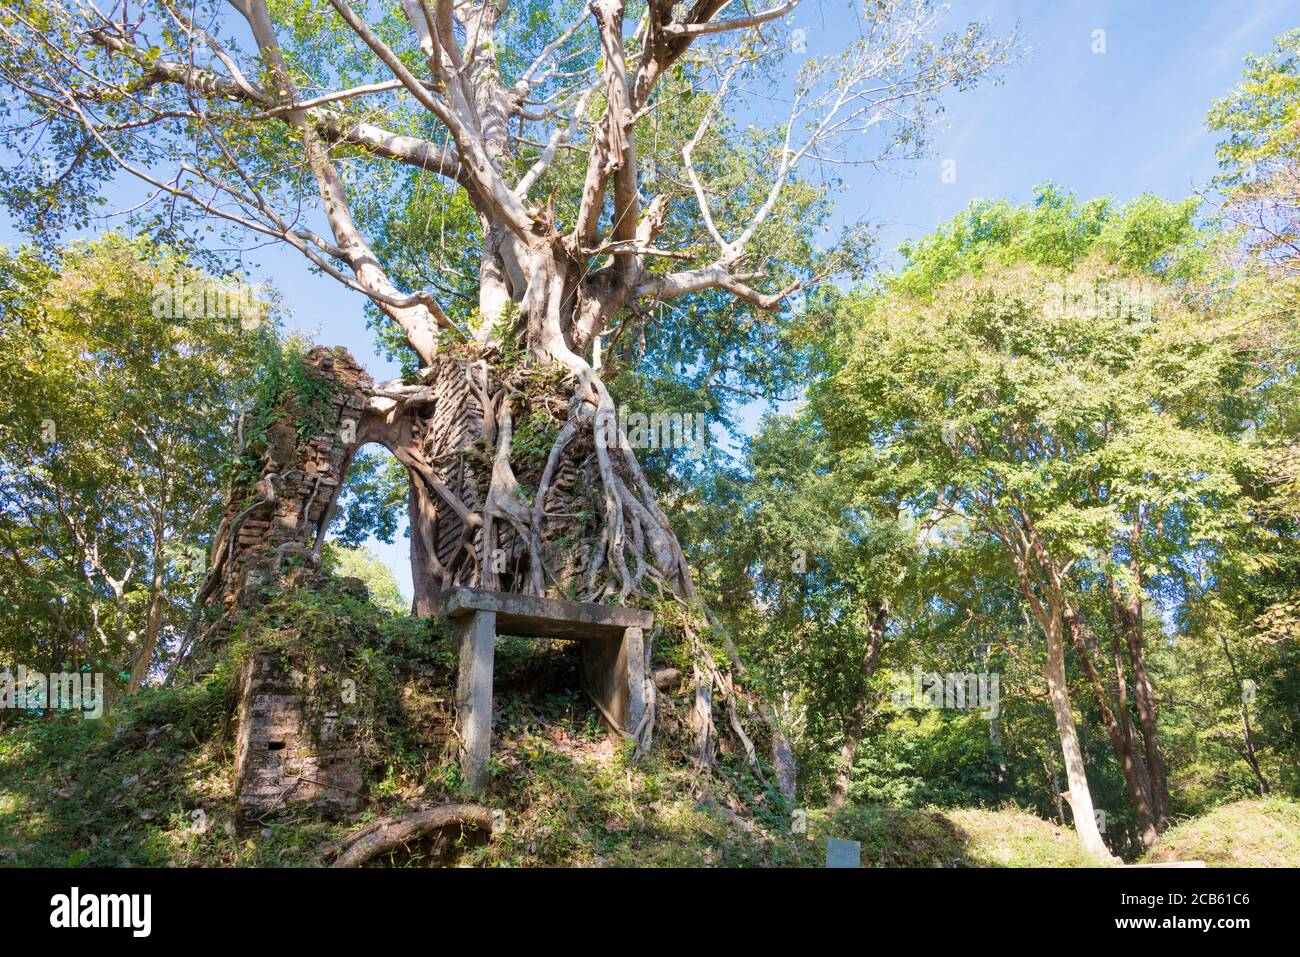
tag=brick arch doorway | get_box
[324,440,414,613]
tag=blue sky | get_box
[833,0,1294,258]
[2,0,1295,597]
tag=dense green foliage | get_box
[0,235,277,697]
[700,184,1299,855]
[2,12,1299,869]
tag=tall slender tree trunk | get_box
[1111,633,1161,843]
[1043,610,1114,862]
[1064,600,1158,848]
[126,505,168,695]
[830,601,889,808]
[1107,573,1169,829]
[128,573,166,694]
[1007,524,1114,861]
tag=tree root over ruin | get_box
[190,345,799,803]
[385,347,696,608]
[393,347,797,799]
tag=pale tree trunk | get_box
[1007,523,1114,863]
[128,504,169,695]
[1043,609,1114,862]
[128,570,166,694]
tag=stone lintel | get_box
[440,587,653,641]
[443,589,654,794]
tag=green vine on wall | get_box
[230,342,337,490]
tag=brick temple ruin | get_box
[216,346,655,819]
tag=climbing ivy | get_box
[231,340,337,489]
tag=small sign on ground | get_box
[826,837,861,868]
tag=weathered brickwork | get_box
[221,347,375,610]
[233,651,363,821]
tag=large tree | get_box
[815,190,1262,858]
[0,235,272,706]
[0,0,1012,773]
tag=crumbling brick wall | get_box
[221,348,373,821]
[221,346,374,609]
[233,651,363,821]
[216,345,497,609]
[232,648,458,822]
[215,347,493,819]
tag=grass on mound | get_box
[0,577,805,868]
[0,666,1118,868]
[13,577,1271,870]
[795,804,1105,868]
[1142,799,1300,867]
[0,577,456,867]
[945,808,1106,867]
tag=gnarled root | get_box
[407,351,793,799]
[327,803,494,867]
[409,350,690,604]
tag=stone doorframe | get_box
[442,587,653,793]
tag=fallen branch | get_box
[327,803,494,867]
